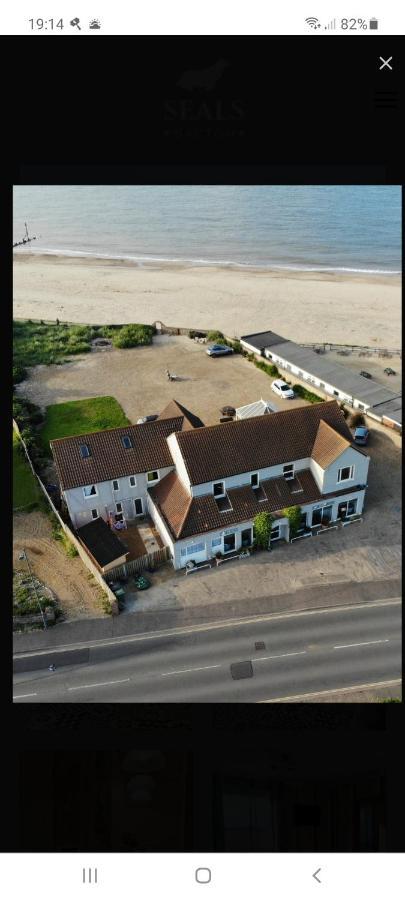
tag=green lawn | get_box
[40,396,131,453]
[13,432,41,510]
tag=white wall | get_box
[321,446,369,494]
[167,433,191,491]
[147,495,176,562]
[65,466,174,529]
[192,458,311,497]
[265,350,371,409]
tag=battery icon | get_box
[369,18,378,29]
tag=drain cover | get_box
[230,661,253,680]
[255,641,265,651]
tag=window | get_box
[83,484,97,497]
[319,382,325,390]
[134,498,143,515]
[213,481,225,497]
[250,473,259,488]
[298,371,303,379]
[339,498,358,518]
[311,505,333,526]
[181,541,206,558]
[333,390,339,397]
[357,403,365,411]
[270,525,280,541]
[79,444,90,459]
[129,475,136,487]
[112,479,120,491]
[212,536,222,549]
[283,464,294,480]
[115,502,123,513]
[121,435,132,449]
[338,465,354,483]
[147,471,159,483]
[91,509,98,519]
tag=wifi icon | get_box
[305,17,321,28]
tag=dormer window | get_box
[213,481,225,498]
[251,472,259,488]
[283,464,294,481]
[79,444,90,459]
[121,435,132,449]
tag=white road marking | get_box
[160,664,222,677]
[334,639,390,650]
[259,679,402,703]
[14,598,401,658]
[67,679,130,691]
[254,651,307,661]
[13,692,37,699]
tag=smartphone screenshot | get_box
[4,4,403,897]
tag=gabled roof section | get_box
[157,399,204,430]
[175,400,353,486]
[51,417,181,491]
[149,470,192,537]
[311,419,351,469]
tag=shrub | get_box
[65,541,78,558]
[253,511,274,549]
[292,384,323,404]
[113,324,154,348]
[282,506,302,539]
[189,330,196,339]
[232,340,242,353]
[13,364,27,385]
[350,412,366,427]
[206,330,224,342]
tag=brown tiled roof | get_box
[51,418,181,491]
[150,468,324,540]
[311,419,351,468]
[157,399,204,430]
[76,517,129,568]
[174,400,354,486]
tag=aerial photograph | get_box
[12,185,401,702]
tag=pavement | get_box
[13,597,401,703]
[13,575,401,654]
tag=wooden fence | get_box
[12,420,118,614]
[106,546,171,580]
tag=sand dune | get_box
[13,253,401,348]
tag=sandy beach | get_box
[13,253,402,347]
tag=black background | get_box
[4,35,403,853]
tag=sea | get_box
[13,185,402,275]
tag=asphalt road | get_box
[13,599,401,702]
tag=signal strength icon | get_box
[324,18,336,29]
[305,17,321,29]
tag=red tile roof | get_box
[157,399,204,430]
[174,400,354,486]
[150,468,325,540]
[51,418,182,491]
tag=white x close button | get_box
[379,56,393,70]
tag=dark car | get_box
[206,344,233,357]
[353,426,370,445]
[384,367,396,375]
[359,370,372,379]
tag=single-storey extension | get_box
[240,330,402,430]
[235,398,278,419]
